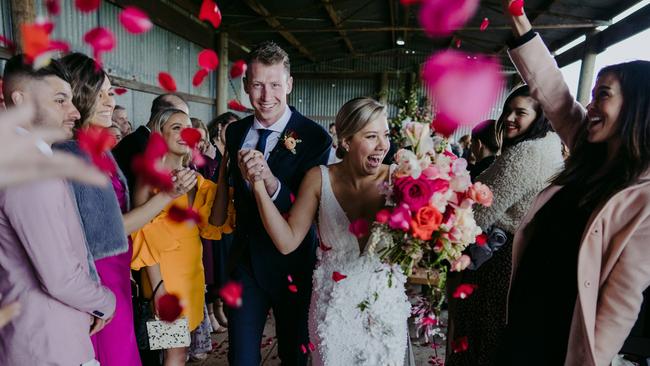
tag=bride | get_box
[247,97,412,365]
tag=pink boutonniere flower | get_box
[281,130,302,154]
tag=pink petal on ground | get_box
[418,0,480,37]
[480,17,489,31]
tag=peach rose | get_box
[410,205,443,241]
[468,182,493,207]
[284,137,297,151]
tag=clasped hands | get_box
[238,149,277,194]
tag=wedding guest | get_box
[205,112,239,332]
[328,122,340,164]
[113,93,189,197]
[0,54,115,366]
[112,104,130,135]
[468,119,501,181]
[458,134,472,160]
[211,41,331,366]
[447,85,563,366]
[131,108,235,366]
[56,53,195,366]
[495,2,650,365]
[108,123,124,143]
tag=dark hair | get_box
[472,119,501,154]
[553,60,650,207]
[60,53,106,128]
[150,93,188,121]
[2,54,71,104]
[245,41,290,79]
[114,105,125,111]
[207,112,239,141]
[496,85,552,148]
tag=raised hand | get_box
[170,168,198,198]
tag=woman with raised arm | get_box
[496,2,650,365]
[245,97,412,365]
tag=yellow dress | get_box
[131,175,235,330]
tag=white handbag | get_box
[146,317,191,350]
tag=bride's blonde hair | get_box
[335,97,386,159]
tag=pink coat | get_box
[508,35,650,366]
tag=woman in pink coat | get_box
[497,1,650,365]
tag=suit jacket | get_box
[112,125,150,198]
[509,34,650,366]
[0,179,116,366]
[226,107,332,292]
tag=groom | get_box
[225,41,331,365]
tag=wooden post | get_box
[216,32,228,115]
[10,0,36,52]
[379,72,389,104]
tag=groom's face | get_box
[244,61,293,127]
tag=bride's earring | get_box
[344,144,350,152]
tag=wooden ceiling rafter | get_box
[240,0,317,62]
[322,0,358,55]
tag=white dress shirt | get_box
[241,106,292,200]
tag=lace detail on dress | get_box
[308,166,411,366]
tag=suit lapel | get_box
[268,113,300,167]
[238,119,254,150]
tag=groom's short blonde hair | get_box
[335,97,386,159]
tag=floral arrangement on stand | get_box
[366,119,494,347]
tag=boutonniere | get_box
[281,130,302,154]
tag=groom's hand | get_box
[238,149,278,195]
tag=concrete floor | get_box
[187,312,447,365]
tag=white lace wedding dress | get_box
[308,166,412,366]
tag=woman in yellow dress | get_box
[131,108,234,365]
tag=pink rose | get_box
[394,176,450,212]
[375,208,391,224]
[389,204,411,231]
[468,182,493,207]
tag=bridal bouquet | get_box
[367,119,493,327]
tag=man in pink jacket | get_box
[0,55,116,365]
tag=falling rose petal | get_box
[475,233,488,246]
[418,0,480,37]
[229,60,247,78]
[0,35,16,52]
[21,24,50,63]
[35,18,55,34]
[157,293,183,322]
[452,336,469,353]
[300,344,307,354]
[290,193,296,204]
[75,0,100,13]
[198,49,219,71]
[348,218,369,238]
[119,6,153,34]
[77,126,117,175]
[192,68,209,87]
[480,17,489,31]
[452,284,478,299]
[509,0,525,16]
[168,205,202,224]
[131,133,174,191]
[45,0,61,16]
[455,39,462,48]
[199,0,222,29]
[114,87,127,95]
[332,271,347,282]
[422,50,504,133]
[308,342,316,352]
[320,242,332,252]
[158,72,177,92]
[288,284,298,293]
[219,281,243,308]
[83,27,115,66]
[192,148,206,167]
[180,128,202,149]
[287,274,293,283]
[228,100,248,112]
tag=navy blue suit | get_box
[225,107,331,365]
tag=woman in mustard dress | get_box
[131,108,234,365]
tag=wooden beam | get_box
[556,4,650,67]
[109,75,215,105]
[231,22,610,33]
[106,0,213,49]
[240,0,316,62]
[322,0,357,55]
[0,47,14,60]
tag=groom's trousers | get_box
[227,265,311,366]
